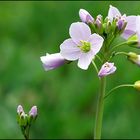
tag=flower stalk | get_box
[94,77,106,139]
[104,84,134,99]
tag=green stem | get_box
[111,41,127,51]
[114,52,128,56]
[94,77,106,139]
[26,125,31,140]
[92,60,99,74]
[108,51,128,61]
[104,84,134,99]
[96,55,103,63]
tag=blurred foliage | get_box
[0,1,140,139]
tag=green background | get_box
[0,1,140,139]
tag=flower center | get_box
[79,41,91,52]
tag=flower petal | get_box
[78,51,95,70]
[40,53,65,71]
[122,16,137,39]
[108,5,121,21]
[136,16,140,42]
[69,22,91,44]
[88,33,104,55]
[60,38,81,60]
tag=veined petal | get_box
[122,16,137,39]
[78,51,95,70]
[88,33,104,55]
[60,38,81,60]
[126,16,137,32]
[122,30,136,40]
[108,5,121,21]
[69,22,91,44]
[40,53,65,71]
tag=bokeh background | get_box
[0,1,140,139]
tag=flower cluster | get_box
[40,5,140,78]
[40,5,140,139]
[17,105,37,139]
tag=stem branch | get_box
[92,60,99,74]
[104,84,134,99]
[111,41,127,51]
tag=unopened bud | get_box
[19,112,28,126]
[117,19,125,30]
[29,106,37,118]
[17,105,24,115]
[128,52,140,66]
[97,14,103,21]
[79,9,94,23]
[95,18,102,28]
[134,81,140,91]
[95,19,103,34]
[105,20,112,34]
[98,62,117,77]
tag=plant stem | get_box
[111,41,127,51]
[114,52,128,56]
[92,60,99,74]
[94,77,106,139]
[108,51,128,61]
[104,84,134,99]
[25,125,30,140]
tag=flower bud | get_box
[17,105,24,115]
[117,19,126,30]
[95,18,102,28]
[104,17,110,23]
[79,9,94,23]
[97,14,103,22]
[98,62,117,77]
[104,20,112,34]
[95,19,102,34]
[134,81,140,91]
[40,53,66,71]
[19,112,28,126]
[29,106,37,118]
[127,52,140,66]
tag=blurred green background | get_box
[0,1,140,139]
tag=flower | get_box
[79,9,94,23]
[29,106,37,118]
[60,22,104,70]
[128,52,140,66]
[40,53,65,71]
[98,62,116,77]
[108,5,136,38]
[17,105,24,115]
